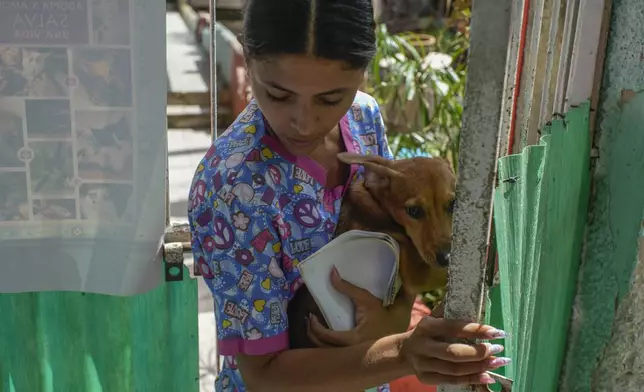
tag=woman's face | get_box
[248,55,364,156]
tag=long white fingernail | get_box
[489,344,504,355]
[489,357,512,368]
[480,373,496,384]
[486,328,507,339]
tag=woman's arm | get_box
[239,316,505,392]
[237,271,506,391]
[188,158,293,362]
[238,333,411,392]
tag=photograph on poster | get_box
[32,198,76,220]
[0,47,69,97]
[0,171,29,222]
[0,101,25,168]
[91,0,130,46]
[71,48,132,108]
[75,110,133,181]
[29,141,75,197]
[79,183,133,222]
[25,99,72,139]
[0,0,90,45]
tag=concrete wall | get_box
[559,0,644,390]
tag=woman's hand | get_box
[431,301,445,318]
[307,266,415,347]
[399,316,510,385]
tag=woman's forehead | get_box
[250,55,363,94]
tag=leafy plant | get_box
[366,23,469,172]
[366,17,471,309]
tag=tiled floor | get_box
[166,10,218,392]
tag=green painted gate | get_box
[0,0,201,390]
[489,103,592,391]
[0,266,199,392]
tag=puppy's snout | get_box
[436,251,451,267]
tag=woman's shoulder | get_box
[343,91,393,158]
[350,91,382,116]
[345,91,384,132]
[204,102,271,174]
[214,101,268,155]
[188,102,274,217]
[353,90,380,107]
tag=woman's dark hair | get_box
[242,0,377,69]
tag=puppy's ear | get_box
[436,156,455,175]
[337,152,402,191]
[337,152,391,166]
[364,168,390,191]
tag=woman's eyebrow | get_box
[316,88,348,96]
[265,81,348,96]
[265,81,293,93]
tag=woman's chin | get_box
[283,140,321,156]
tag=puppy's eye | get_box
[447,199,456,213]
[405,206,424,219]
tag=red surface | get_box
[507,0,531,156]
[389,299,437,392]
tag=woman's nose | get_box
[290,104,316,136]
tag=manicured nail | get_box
[486,328,507,339]
[480,373,496,384]
[489,344,505,355]
[489,357,512,369]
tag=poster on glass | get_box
[0,0,167,295]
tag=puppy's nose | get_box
[436,251,450,267]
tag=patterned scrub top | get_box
[188,91,394,392]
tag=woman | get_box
[188,1,508,391]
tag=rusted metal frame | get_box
[552,0,610,132]
[562,0,611,154]
[438,0,513,391]
[520,0,563,148]
[564,0,610,111]
[537,0,566,129]
[497,0,524,157]
[551,0,577,116]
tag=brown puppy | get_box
[287,152,456,349]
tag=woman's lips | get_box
[284,137,317,149]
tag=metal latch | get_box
[164,242,184,282]
[163,222,202,282]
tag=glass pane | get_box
[0,0,167,295]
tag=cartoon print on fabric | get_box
[188,92,394,392]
